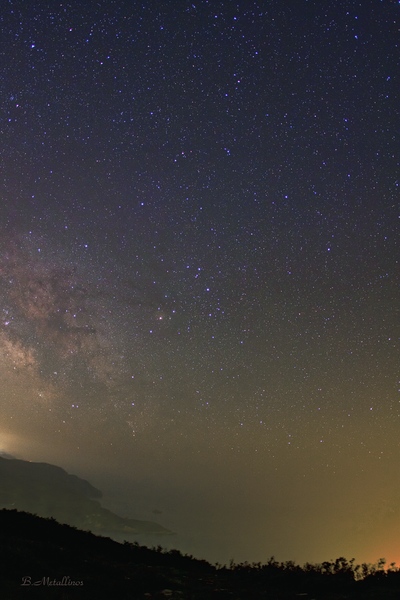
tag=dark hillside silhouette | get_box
[0,509,399,599]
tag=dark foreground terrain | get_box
[0,509,399,599]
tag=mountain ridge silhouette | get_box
[0,456,172,535]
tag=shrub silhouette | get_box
[0,508,399,599]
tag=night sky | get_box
[0,0,399,566]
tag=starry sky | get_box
[0,0,399,567]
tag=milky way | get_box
[0,0,399,566]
